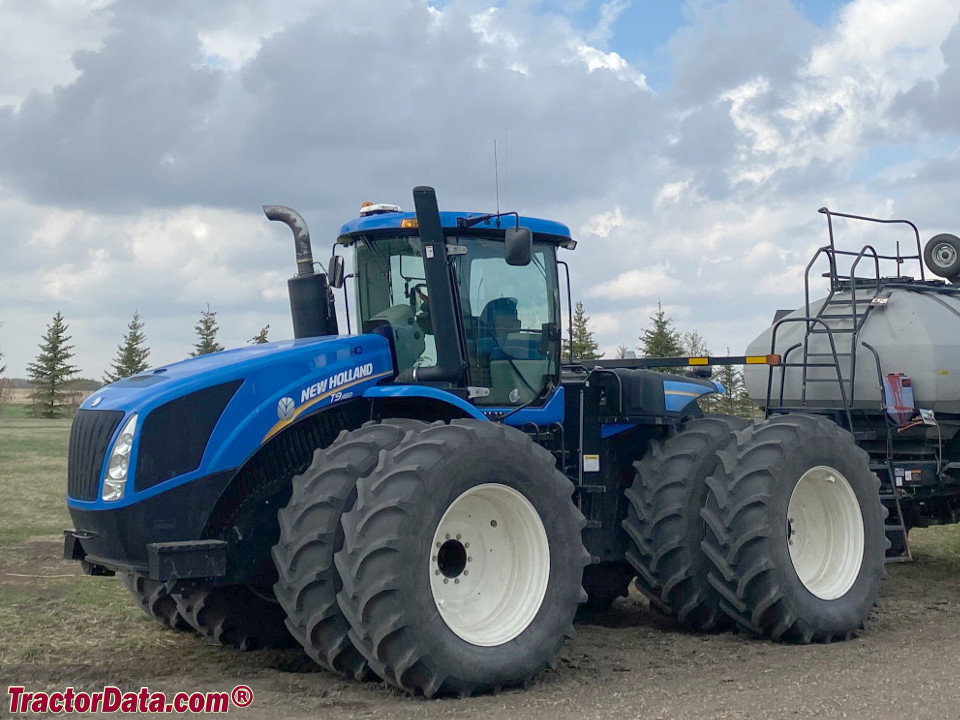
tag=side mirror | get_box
[328,255,345,288]
[505,227,533,266]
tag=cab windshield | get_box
[354,234,561,406]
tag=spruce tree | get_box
[638,301,685,374]
[711,349,756,418]
[248,325,270,345]
[26,311,80,418]
[190,304,224,357]
[104,310,150,383]
[566,301,603,361]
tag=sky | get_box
[1,0,959,378]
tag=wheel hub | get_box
[437,539,467,579]
[934,242,958,268]
[429,483,550,647]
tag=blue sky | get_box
[0,0,958,377]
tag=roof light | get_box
[359,202,402,216]
[401,218,419,228]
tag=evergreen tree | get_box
[248,325,270,345]
[190,304,224,357]
[711,348,756,418]
[104,310,150,383]
[26,311,80,418]
[638,301,685,374]
[566,301,603,361]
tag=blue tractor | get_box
[64,187,886,695]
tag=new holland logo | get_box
[277,396,296,421]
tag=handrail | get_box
[844,244,882,403]
[819,207,924,281]
[765,316,854,431]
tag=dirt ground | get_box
[3,533,960,720]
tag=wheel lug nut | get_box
[445,533,451,540]
[454,579,460,584]
[456,534,461,540]
[467,556,472,562]
[436,542,441,548]
[435,569,440,575]
[443,578,449,584]
[464,542,470,549]
[463,570,469,576]
[432,556,437,562]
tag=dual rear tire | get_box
[623,413,886,643]
[276,419,589,697]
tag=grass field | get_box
[0,403,233,674]
[4,401,960,717]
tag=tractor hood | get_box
[70,333,395,509]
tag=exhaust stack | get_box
[263,205,339,339]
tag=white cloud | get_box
[587,266,682,300]
[580,206,624,238]
[1,0,959,381]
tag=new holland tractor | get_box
[64,187,891,697]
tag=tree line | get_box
[0,307,270,418]
[566,299,755,417]
[0,300,753,419]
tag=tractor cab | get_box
[335,195,575,409]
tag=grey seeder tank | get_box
[744,286,960,413]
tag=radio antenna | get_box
[493,138,501,215]
[503,128,508,210]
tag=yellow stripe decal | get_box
[688,357,709,366]
[262,370,393,442]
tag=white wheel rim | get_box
[429,483,550,647]
[787,465,864,600]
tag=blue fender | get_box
[363,384,488,420]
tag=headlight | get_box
[102,414,137,502]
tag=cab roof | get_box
[337,210,575,248]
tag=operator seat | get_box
[478,297,521,348]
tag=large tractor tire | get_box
[122,573,192,632]
[271,419,426,680]
[174,583,296,651]
[335,420,589,697]
[622,415,748,630]
[700,413,887,642]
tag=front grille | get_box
[68,410,125,501]
[135,381,242,492]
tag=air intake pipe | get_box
[263,205,339,339]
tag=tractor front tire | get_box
[174,583,296,651]
[335,420,589,697]
[122,573,192,632]
[700,413,887,642]
[272,419,425,680]
[623,415,748,630]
